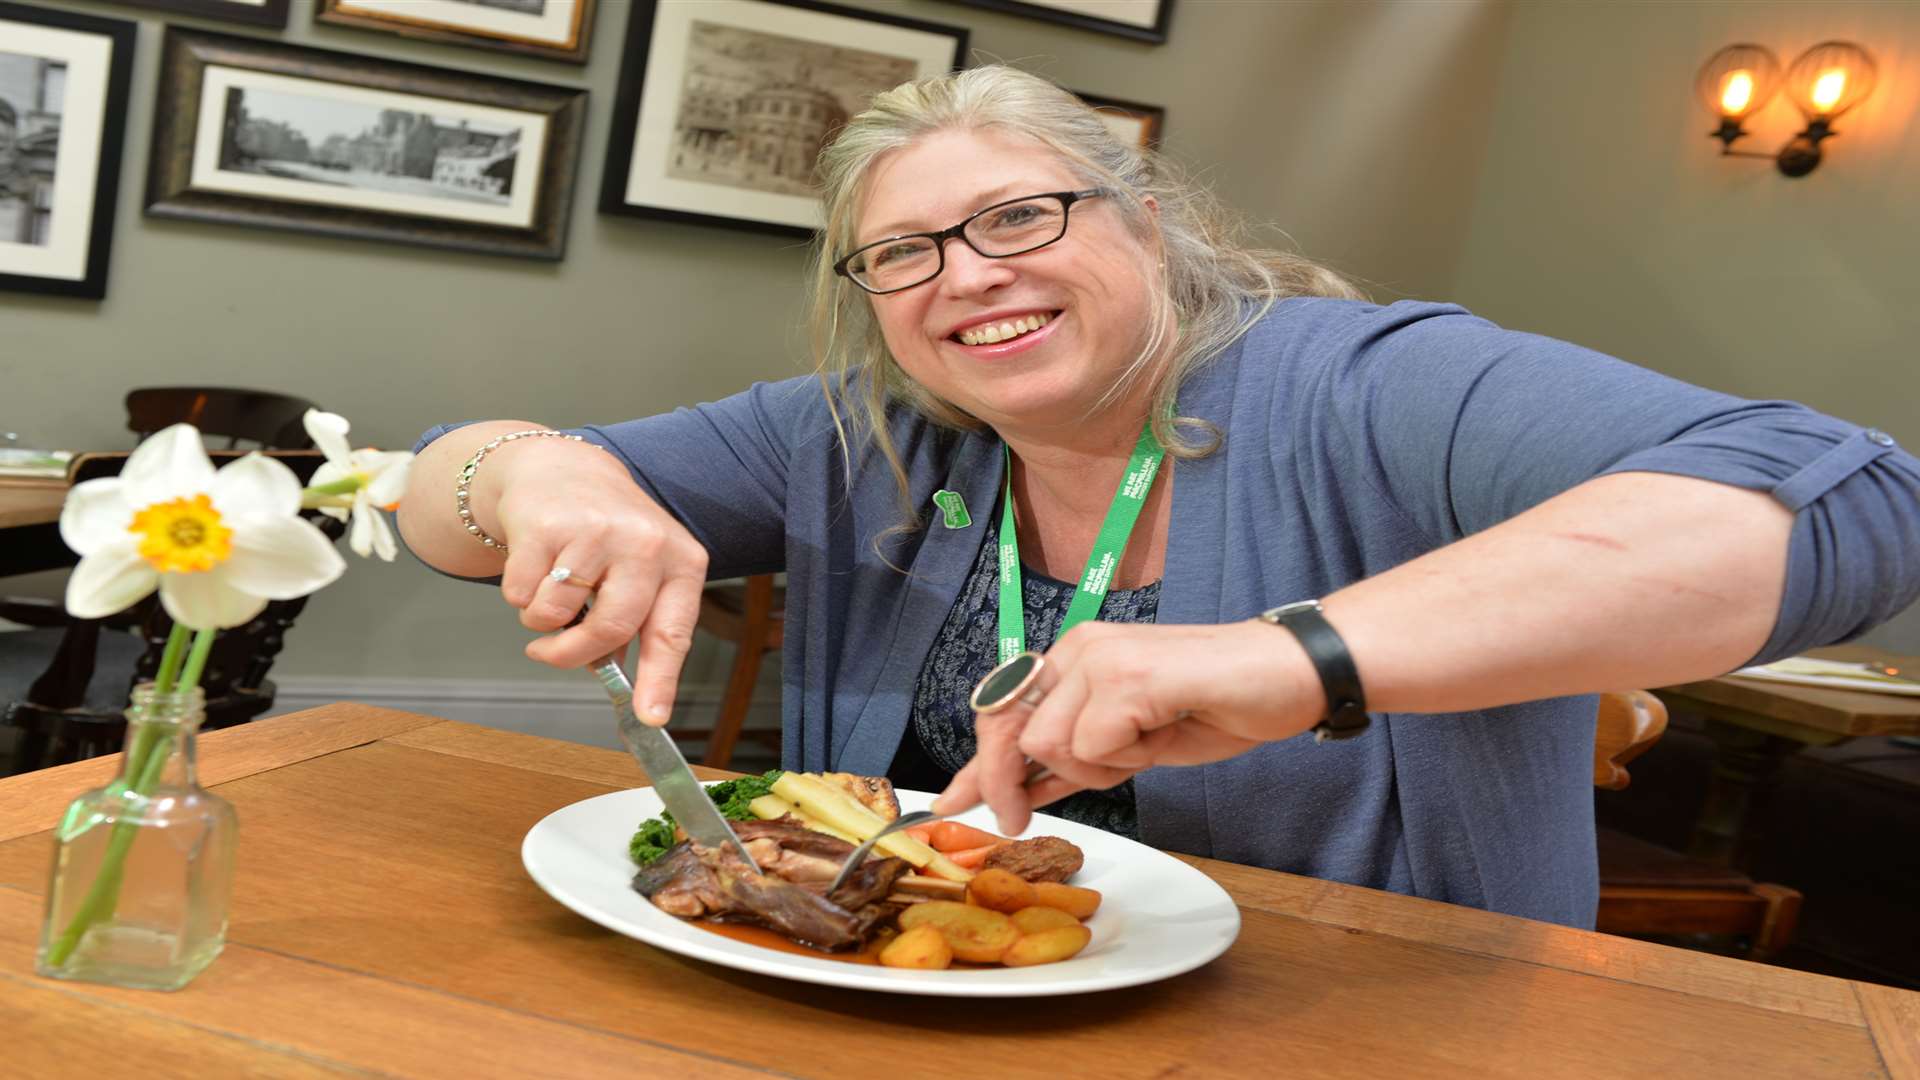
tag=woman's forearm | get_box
[396,420,564,577]
[1326,470,1795,713]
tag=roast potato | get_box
[1003,925,1093,967]
[1009,906,1083,934]
[879,925,953,970]
[966,868,1037,914]
[897,901,1020,963]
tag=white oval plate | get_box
[521,787,1241,997]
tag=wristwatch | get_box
[1259,600,1371,742]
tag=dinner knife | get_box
[587,655,762,873]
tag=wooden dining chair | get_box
[1593,690,1802,960]
[684,575,785,769]
[1,451,338,773]
[125,386,318,450]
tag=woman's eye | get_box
[992,205,1043,227]
[869,243,926,268]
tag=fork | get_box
[823,759,1051,894]
[824,810,942,894]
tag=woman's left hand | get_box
[932,619,1326,835]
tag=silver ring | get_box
[548,566,599,591]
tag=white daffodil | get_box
[302,409,414,562]
[61,424,347,630]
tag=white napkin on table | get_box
[1728,656,1920,696]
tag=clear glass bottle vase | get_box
[36,684,238,990]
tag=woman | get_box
[401,66,1920,928]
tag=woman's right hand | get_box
[487,438,709,726]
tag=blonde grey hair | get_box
[805,64,1364,528]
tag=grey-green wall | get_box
[7,0,1910,693]
[4,0,1515,688]
[1450,0,1920,652]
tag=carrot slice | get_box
[927,821,1005,853]
[904,825,935,847]
[945,843,1006,870]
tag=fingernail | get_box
[644,703,670,725]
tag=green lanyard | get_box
[997,419,1166,663]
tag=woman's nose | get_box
[939,238,1016,296]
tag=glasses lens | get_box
[847,236,940,293]
[965,196,1069,257]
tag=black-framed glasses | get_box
[832,189,1106,295]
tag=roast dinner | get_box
[628,771,1101,969]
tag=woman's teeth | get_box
[956,312,1051,346]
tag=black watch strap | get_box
[1260,600,1371,742]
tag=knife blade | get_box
[588,656,762,873]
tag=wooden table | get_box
[1655,645,1920,865]
[0,451,327,580]
[0,479,68,577]
[2,706,1914,1078]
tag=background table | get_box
[1,705,1914,1077]
[0,480,69,578]
[1656,644,1920,865]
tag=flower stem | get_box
[152,622,192,694]
[176,627,218,691]
[43,628,215,968]
[304,477,361,497]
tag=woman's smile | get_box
[949,310,1060,353]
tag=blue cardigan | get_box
[424,299,1920,927]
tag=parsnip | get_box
[748,794,791,821]
[747,794,860,843]
[772,773,969,878]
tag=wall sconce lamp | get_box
[1696,41,1878,177]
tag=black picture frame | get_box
[0,1,136,299]
[947,0,1172,45]
[106,0,290,29]
[145,27,588,261]
[600,0,968,239]
[315,0,598,66]
[1074,90,1164,151]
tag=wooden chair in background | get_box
[1594,690,1802,960]
[686,575,785,769]
[124,386,318,450]
[3,450,340,772]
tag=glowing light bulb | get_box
[1811,69,1847,113]
[1720,70,1755,114]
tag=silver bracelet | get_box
[455,429,589,554]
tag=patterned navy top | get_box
[887,516,1160,840]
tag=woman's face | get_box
[853,127,1159,434]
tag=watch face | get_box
[1263,600,1320,622]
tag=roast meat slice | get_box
[631,819,910,950]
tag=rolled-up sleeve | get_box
[1319,300,1920,665]
[1612,422,1920,662]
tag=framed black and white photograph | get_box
[108,0,290,30]
[601,0,967,238]
[949,0,1172,45]
[146,28,587,260]
[316,0,598,65]
[1075,90,1163,151]
[0,2,134,299]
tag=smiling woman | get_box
[401,64,1920,933]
